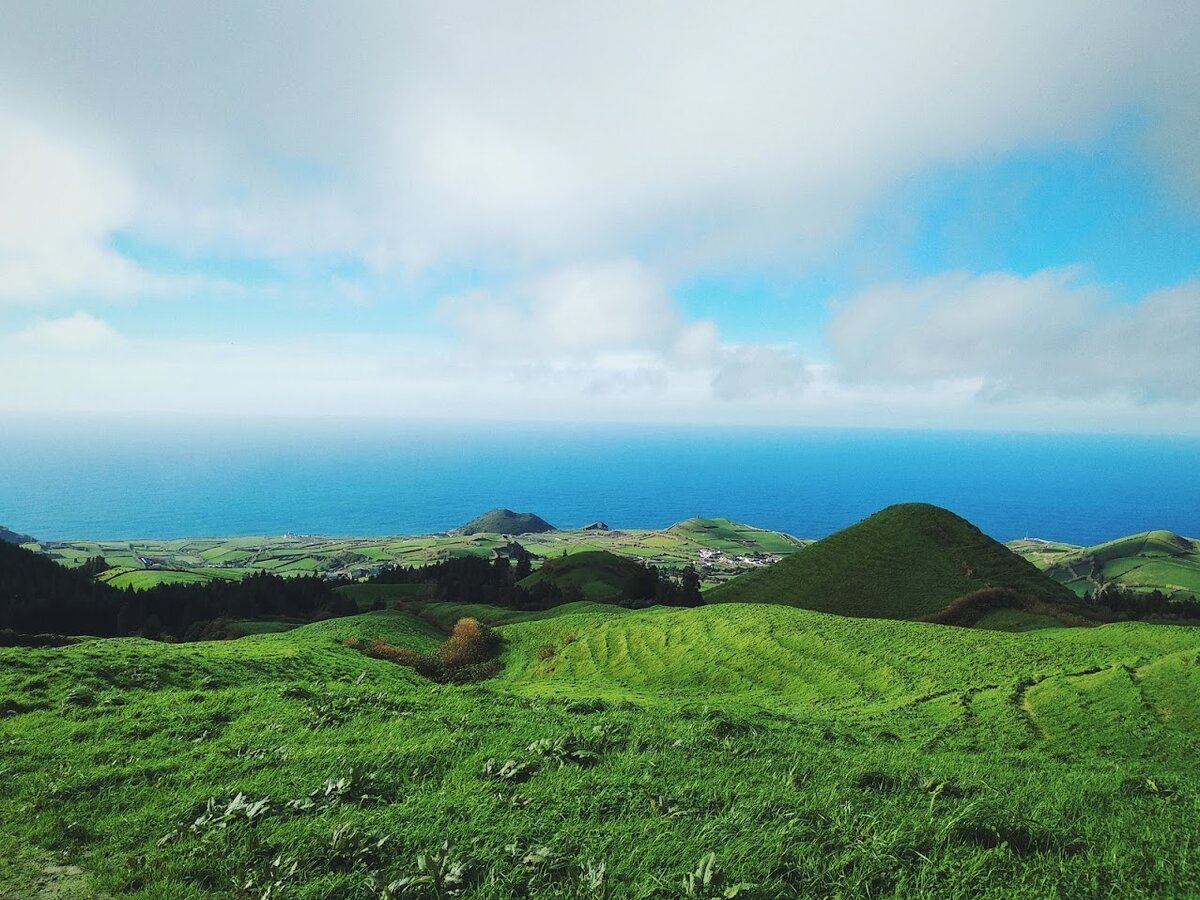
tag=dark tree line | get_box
[1085,584,1200,620]
[369,554,703,610]
[368,555,572,609]
[627,562,703,607]
[0,541,353,640]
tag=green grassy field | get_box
[1011,530,1200,601]
[3,602,1199,898]
[707,504,1075,618]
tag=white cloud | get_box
[827,270,1200,402]
[711,346,811,401]
[0,274,813,418]
[438,260,713,361]
[0,111,150,302]
[0,2,1196,277]
[437,259,812,402]
[1,298,1198,433]
[15,311,122,350]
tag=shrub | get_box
[537,644,556,661]
[920,588,1032,627]
[342,617,502,683]
[435,618,501,668]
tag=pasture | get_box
[2,603,1199,898]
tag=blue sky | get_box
[2,2,1199,432]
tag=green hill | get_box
[455,508,556,536]
[667,516,805,555]
[1014,529,1200,601]
[3,603,1200,897]
[706,503,1076,619]
[516,549,648,602]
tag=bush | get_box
[343,617,503,683]
[435,618,501,668]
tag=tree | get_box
[680,565,703,607]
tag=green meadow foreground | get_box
[3,602,1200,898]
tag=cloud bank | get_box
[828,271,1200,403]
[1,2,1200,431]
[2,1,1199,290]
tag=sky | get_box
[2,1,1200,433]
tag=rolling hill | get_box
[516,549,649,602]
[1011,529,1200,601]
[706,502,1076,619]
[454,508,557,536]
[2,602,1199,897]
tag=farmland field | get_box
[1011,530,1200,601]
[35,517,806,590]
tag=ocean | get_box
[2,418,1198,545]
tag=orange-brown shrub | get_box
[919,587,1030,627]
[537,644,556,661]
[435,617,501,668]
[341,617,502,682]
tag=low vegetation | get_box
[2,603,1199,897]
[4,504,1200,896]
[345,617,504,683]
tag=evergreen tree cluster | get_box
[368,555,572,609]
[369,553,704,610]
[1086,584,1200,620]
[0,541,351,640]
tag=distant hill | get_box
[517,550,650,603]
[706,503,1076,620]
[667,517,805,555]
[454,508,556,536]
[0,526,34,545]
[1012,529,1200,601]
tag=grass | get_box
[972,608,1064,632]
[1012,530,1200,601]
[707,503,1076,619]
[97,567,215,590]
[2,601,1200,897]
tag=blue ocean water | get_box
[1,417,1198,544]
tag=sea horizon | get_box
[3,416,1198,546]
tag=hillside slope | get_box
[455,508,556,536]
[516,550,649,602]
[3,604,1200,897]
[1013,530,1200,601]
[706,503,1075,619]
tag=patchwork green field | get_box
[3,602,1199,898]
[1010,530,1200,601]
[31,517,805,591]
